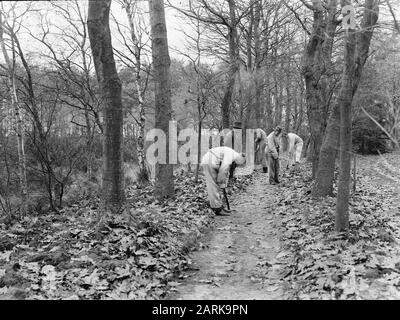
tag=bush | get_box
[25,193,49,215]
[353,109,391,154]
[63,175,100,205]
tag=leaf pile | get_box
[0,169,254,300]
[272,154,400,300]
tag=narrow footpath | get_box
[170,171,289,300]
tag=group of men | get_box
[201,126,303,216]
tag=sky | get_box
[0,0,194,67]
[0,0,399,68]
[110,0,190,57]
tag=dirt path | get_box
[169,171,288,300]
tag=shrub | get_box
[353,104,391,154]
[63,175,100,205]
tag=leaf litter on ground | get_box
[272,152,400,299]
[0,169,253,300]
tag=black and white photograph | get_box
[0,0,399,305]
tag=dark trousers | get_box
[267,153,280,184]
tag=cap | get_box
[233,121,242,129]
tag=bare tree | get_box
[299,0,339,178]
[176,10,221,181]
[112,0,151,184]
[169,0,252,128]
[336,0,379,231]
[29,0,102,180]
[0,4,27,204]
[88,0,125,211]
[149,0,174,199]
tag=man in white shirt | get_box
[201,146,246,216]
[281,132,304,169]
[265,126,282,184]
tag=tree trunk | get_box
[221,0,239,129]
[274,80,283,127]
[266,85,273,133]
[88,0,125,211]
[336,0,379,231]
[285,75,292,132]
[149,0,175,199]
[316,0,379,199]
[336,28,355,231]
[312,0,340,195]
[296,88,304,132]
[254,4,262,128]
[0,13,28,203]
[313,102,339,197]
[195,119,202,183]
[123,0,148,183]
[302,0,338,178]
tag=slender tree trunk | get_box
[136,91,147,182]
[312,0,340,195]
[195,119,202,183]
[293,86,299,130]
[221,0,239,129]
[336,0,379,231]
[302,0,337,178]
[77,4,96,182]
[0,14,28,203]
[316,0,378,199]
[253,0,262,128]
[123,0,148,182]
[266,86,273,132]
[246,4,254,72]
[149,0,174,199]
[297,89,304,132]
[336,28,355,231]
[274,81,283,126]
[88,0,125,211]
[313,102,340,197]
[285,75,292,132]
[84,109,94,180]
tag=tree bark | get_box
[0,14,28,202]
[88,0,125,211]
[316,0,379,199]
[302,0,338,178]
[221,0,239,129]
[253,0,262,128]
[336,27,355,231]
[149,0,175,199]
[313,102,340,197]
[336,0,379,231]
[123,0,148,183]
[0,12,28,203]
[284,74,292,132]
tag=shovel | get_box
[222,188,231,211]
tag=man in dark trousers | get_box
[265,126,282,185]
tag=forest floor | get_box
[1,153,400,300]
[0,169,252,300]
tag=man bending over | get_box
[281,132,303,169]
[201,146,246,216]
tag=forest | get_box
[0,0,400,301]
